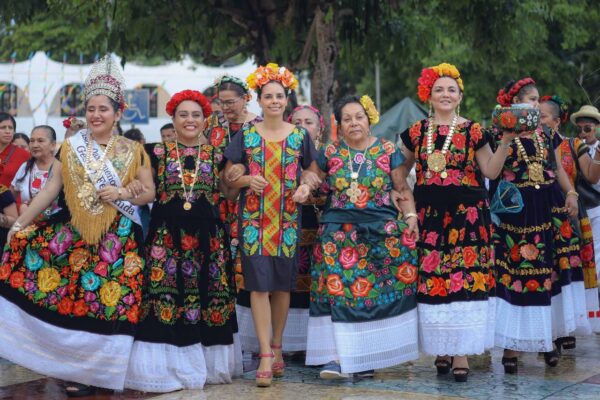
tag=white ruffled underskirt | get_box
[124,334,242,392]
[0,297,132,390]
[563,281,591,337]
[305,309,419,373]
[418,298,496,356]
[236,304,309,352]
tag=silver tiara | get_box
[84,55,125,109]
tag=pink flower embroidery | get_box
[512,280,523,293]
[424,231,439,246]
[466,207,478,224]
[422,250,441,273]
[449,271,463,293]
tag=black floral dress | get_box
[125,141,239,392]
[491,127,585,352]
[401,119,495,356]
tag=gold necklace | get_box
[345,139,373,203]
[425,115,458,179]
[514,131,545,189]
[85,131,116,183]
[174,136,204,211]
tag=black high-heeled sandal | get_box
[434,356,451,375]
[544,349,560,367]
[502,357,518,374]
[556,336,576,350]
[452,367,469,382]
[64,382,96,398]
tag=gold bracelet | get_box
[404,212,418,220]
[566,190,579,198]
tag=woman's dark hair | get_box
[160,123,174,131]
[218,81,247,97]
[256,81,290,99]
[0,112,16,131]
[12,132,30,145]
[16,125,57,185]
[334,94,364,125]
[84,95,120,112]
[124,128,145,143]
[503,80,536,103]
[541,99,561,121]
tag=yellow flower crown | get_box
[360,95,380,125]
[246,63,299,91]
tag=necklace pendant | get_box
[440,170,448,179]
[183,201,192,211]
[425,170,432,179]
[427,151,447,173]
[528,162,544,182]
[350,172,359,180]
[535,184,540,190]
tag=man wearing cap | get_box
[571,105,600,287]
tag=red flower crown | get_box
[166,90,212,117]
[496,77,536,107]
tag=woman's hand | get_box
[404,216,419,239]
[125,179,147,198]
[96,185,121,203]
[390,190,403,211]
[565,194,579,218]
[292,184,311,203]
[249,176,268,195]
[300,170,322,190]
[226,164,246,183]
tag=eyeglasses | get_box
[577,125,595,133]
[219,97,242,108]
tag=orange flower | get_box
[448,229,458,245]
[470,272,486,292]
[560,221,572,239]
[500,112,517,129]
[0,264,11,280]
[385,237,399,250]
[510,244,521,262]
[500,273,511,287]
[72,299,89,317]
[396,262,418,284]
[9,271,24,289]
[57,297,73,315]
[69,248,90,272]
[429,276,447,297]
[245,194,260,213]
[350,277,373,297]
[525,280,540,292]
[150,267,164,282]
[326,274,345,296]
[463,246,477,268]
[519,244,539,261]
[559,257,570,270]
[160,306,173,323]
[324,242,337,255]
[127,304,139,323]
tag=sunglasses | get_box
[577,125,595,133]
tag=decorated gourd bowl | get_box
[492,105,540,133]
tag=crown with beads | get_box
[84,55,126,111]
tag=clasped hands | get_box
[96,180,148,203]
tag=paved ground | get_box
[2,334,600,399]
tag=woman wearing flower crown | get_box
[205,74,263,355]
[229,105,326,357]
[400,63,514,382]
[491,78,585,373]
[295,95,419,379]
[223,63,318,387]
[541,96,600,341]
[0,55,155,396]
[125,90,240,391]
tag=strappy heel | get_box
[255,353,274,387]
[544,349,560,367]
[271,343,286,377]
[434,356,451,375]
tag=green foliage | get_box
[0,0,597,125]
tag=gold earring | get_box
[456,104,461,117]
[428,103,433,118]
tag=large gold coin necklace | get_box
[425,115,458,179]
[174,136,204,211]
[346,140,373,203]
[514,131,545,189]
[80,132,117,206]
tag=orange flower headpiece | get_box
[246,63,298,91]
[496,77,536,107]
[417,62,464,103]
[166,90,212,117]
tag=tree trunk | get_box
[311,4,337,141]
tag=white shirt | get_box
[586,141,600,218]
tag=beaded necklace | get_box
[174,137,204,210]
[425,115,458,179]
